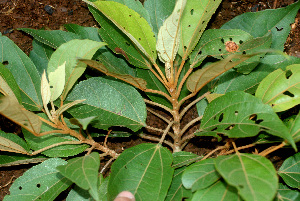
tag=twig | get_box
[144,125,175,139]
[159,121,174,144]
[176,67,193,99]
[147,108,171,124]
[139,133,174,148]
[100,157,115,174]
[179,91,210,119]
[144,99,173,114]
[104,130,112,147]
[179,116,202,138]
[201,143,230,161]
[30,141,84,155]
[0,176,15,189]
[259,142,286,157]
[221,143,256,155]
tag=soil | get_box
[0,0,299,200]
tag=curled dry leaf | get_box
[0,136,28,154]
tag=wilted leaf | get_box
[47,39,106,100]
[191,180,240,201]
[197,91,296,150]
[186,54,252,93]
[182,158,221,192]
[4,158,72,201]
[57,152,100,201]
[108,143,174,201]
[86,0,157,63]
[156,0,186,67]
[255,64,300,112]
[66,77,146,132]
[0,96,42,135]
[215,153,278,201]
[0,153,47,167]
[79,59,147,90]
[48,61,66,102]
[178,0,222,58]
[278,153,300,189]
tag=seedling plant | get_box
[0,0,300,200]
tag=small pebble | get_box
[44,5,54,15]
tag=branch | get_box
[139,133,174,148]
[144,125,175,139]
[179,116,202,138]
[147,108,171,124]
[159,121,174,144]
[259,142,286,157]
[30,141,84,155]
[144,99,173,114]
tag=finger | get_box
[114,191,135,201]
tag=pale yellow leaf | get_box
[56,99,86,117]
[0,136,28,154]
[41,70,51,106]
[49,61,66,102]
[0,75,19,103]
[206,93,224,103]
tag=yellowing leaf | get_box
[41,70,51,107]
[206,93,223,103]
[0,136,28,154]
[0,74,19,103]
[56,99,86,117]
[0,96,42,135]
[156,0,186,65]
[49,61,66,102]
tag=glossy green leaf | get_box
[172,151,201,168]
[69,116,97,130]
[29,39,54,76]
[197,91,296,149]
[57,152,100,201]
[275,183,300,201]
[66,185,94,201]
[191,180,240,201]
[178,0,222,59]
[182,158,221,192]
[0,130,29,154]
[19,28,80,49]
[144,0,176,37]
[0,34,42,110]
[187,54,253,93]
[66,77,146,132]
[4,158,72,201]
[215,153,278,201]
[108,143,174,201]
[0,64,22,103]
[23,114,88,157]
[87,1,156,63]
[0,153,46,167]
[47,39,106,100]
[64,23,102,42]
[190,29,253,67]
[255,64,300,112]
[221,1,300,51]
[278,153,300,189]
[287,112,300,143]
[165,167,192,201]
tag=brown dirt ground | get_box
[0,0,299,200]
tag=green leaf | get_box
[23,114,88,157]
[69,116,97,130]
[29,39,54,76]
[47,39,106,100]
[66,77,146,132]
[215,153,278,201]
[19,28,80,49]
[278,153,300,189]
[0,64,22,104]
[87,1,157,63]
[190,29,253,67]
[221,1,300,51]
[88,5,151,69]
[287,112,300,143]
[107,143,174,201]
[165,167,192,201]
[197,91,296,150]
[64,23,102,42]
[255,64,300,112]
[144,0,176,37]
[4,158,72,201]
[66,185,94,201]
[0,153,46,167]
[275,183,300,201]
[213,55,300,95]
[172,151,200,168]
[190,180,240,201]
[182,158,221,192]
[0,130,29,154]
[48,61,65,102]
[186,54,254,93]
[0,34,42,110]
[178,0,222,59]
[57,152,100,201]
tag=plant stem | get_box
[179,116,202,137]
[139,133,174,148]
[176,67,193,99]
[201,144,230,161]
[144,99,173,114]
[144,125,175,139]
[30,141,84,155]
[159,121,174,144]
[259,142,286,157]
[147,108,171,124]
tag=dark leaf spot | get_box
[19,186,22,190]
[239,40,243,44]
[50,85,53,88]
[202,21,205,24]
[229,38,233,41]
[190,9,194,15]
[2,61,8,65]
[129,14,132,17]
[211,127,218,131]
[285,70,292,79]
[249,114,257,121]
[218,113,224,122]
[235,111,238,116]
[219,48,222,52]
[188,25,191,27]
[242,51,246,54]
[276,27,283,31]
[198,50,202,55]
[283,91,294,97]
[221,38,225,43]
[225,124,235,130]
[125,42,130,46]
[139,38,141,40]
[37,183,41,188]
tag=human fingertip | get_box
[114,191,135,201]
